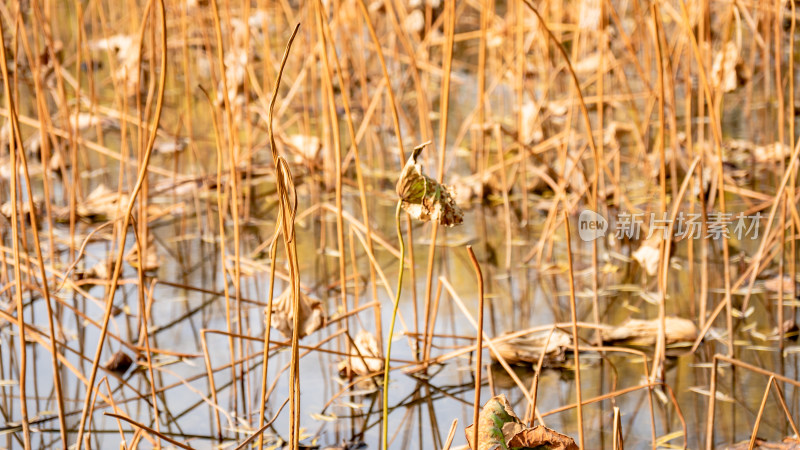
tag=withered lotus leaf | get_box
[395,143,464,227]
[465,394,578,450]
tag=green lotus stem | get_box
[382,199,404,450]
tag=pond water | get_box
[1,0,800,449]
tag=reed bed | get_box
[0,0,799,448]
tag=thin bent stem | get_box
[383,200,405,450]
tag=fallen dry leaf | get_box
[286,134,322,163]
[404,9,425,34]
[633,236,662,276]
[601,317,698,346]
[0,200,38,219]
[154,137,188,155]
[104,350,134,375]
[726,437,800,449]
[125,236,159,272]
[77,184,129,220]
[338,330,382,378]
[711,41,740,93]
[764,275,797,294]
[490,329,571,366]
[91,34,142,96]
[465,394,578,450]
[753,142,792,164]
[503,423,579,450]
[519,99,543,145]
[266,286,326,340]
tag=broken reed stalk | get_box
[355,0,406,353]
[209,0,246,416]
[790,0,798,328]
[382,199,405,450]
[266,23,302,449]
[9,8,68,445]
[708,353,800,449]
[612,406,623,450]
[676,0,734,356]
[651,2,668,380]
[466,246,484,450]
[258,237,279,450]
[317,0,378,353]
[562,211,584,449]
[131,220,161,434]
[198,83,234,440]
[420,0,456,374]
[0,17,31,449]
[104,412,193,450]
[522,0,602,341]
[313,0,348,356]
[442,419,458,450]
[74,0,167,447]
[747,376,775,450]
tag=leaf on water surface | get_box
[632,236,662,277]
[310,412,338,422]
[404,9,425,34]
[764,275,798,294]
[519,99,543,145]
[68,184,129,221]
[772,320,799,341]
[465,395,578,450]
[124,235,160,272]
[153,137,188,155]
[396,142,463,227]
[266,286,326,340]
[90,34,143,96]
[753,142,792,164]
[503,423,579,450]
[69,112,115,132]
[286,134,322,163]
[337,330,382,378]
[0,199,39,219]
[710,41,740,93]
[600,317,698,346]
[490,329,571,366]
[725,437,800,449]
[103,350,133,375]
[688,387,735,403]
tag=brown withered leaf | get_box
[465,395,578,450]
[519,99,544,145]
[91,34,142,96]
[76,184,129,220]
[465,394,520,450]
[632,233,664,276]
[754,142,792,164]
[124,236,159,272]
[104,350,133,375]
[266,286,326,340]
[711,41,740,93]
[286,134,322,163]
[726,437,800,449]
[764,275,798,294]
[503,423,579,450]
[395,142,463,227]
[601,317,698,346]
[337,330,382,378]
[490,329,571,367]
